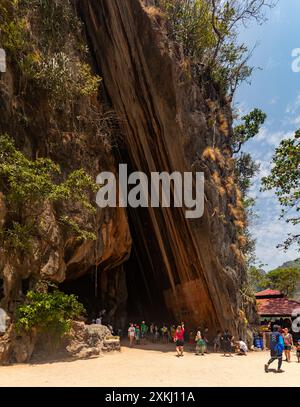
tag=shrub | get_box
[15,289,86,338]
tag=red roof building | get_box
[255,289,300,317]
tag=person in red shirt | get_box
[174,322,185,357]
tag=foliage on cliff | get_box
[0,134,97,253]
[156,0,276,96]
[0,0,101,106]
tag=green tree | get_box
[262,130,300,250]
[265,268,300,297]
[232,108,267,153]
[15,289,85,339]
[232,109,266,265]
[234,152,260,195]
[248,266,267,292]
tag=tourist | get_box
[154,325,160,342]
[174,323,185,357]
[141,320,148,343]
[282,327,293,363]
[195,329,206,356]
[135,325,141,345]
[264,325,284,373]
[221,329,234,357]
[128,323,136,347]
[203,327,210,353]
[161,324,169,344]
[296,340,300,363]
[237,338,248,356]
[149,323,155,342]
[171,325,176,341]
[213,331,222,353]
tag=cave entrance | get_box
[124,206,173,325]
[59,208,173,329]
[59,271,102,322]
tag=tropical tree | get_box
[265,267,300,297]
[262,130,300,250]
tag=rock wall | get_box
[79,0,252,333]
[0,7,131,317]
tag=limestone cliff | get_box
[0,0,255,355]
[78,0,252,333]
[0,1,131,320]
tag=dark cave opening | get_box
[124,207,173,325]
[59,207,173,329]
[59,270,103,322]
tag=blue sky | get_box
[235,0,300,270]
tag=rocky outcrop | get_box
[79,0,252,333]
[0,325,37,364]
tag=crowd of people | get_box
[127,321,249,358]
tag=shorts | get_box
[176,340,184,347]
[284,345,292,351]
[296,351,300,357]
[270,349,282,358]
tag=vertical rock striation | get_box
[79,0,252,333]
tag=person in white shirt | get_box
[237,338,248,355]
[128,323,136,347]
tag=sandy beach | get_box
[0,342,299,387]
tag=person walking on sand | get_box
[128,323,136,347]
[283,328,293,363]
[265,325,284,373]
[195,329,206,356]
[221,329,234,357]
[174,323,185,357]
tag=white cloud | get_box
[290,115,300,126]
[286,92,300,115]
[256,127,293,147]
[269,97,278,105]
[250,216,299,270]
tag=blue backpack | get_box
[270,332,284,353]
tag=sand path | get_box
[0,342,299,387]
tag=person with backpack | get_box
[264,325,285,373]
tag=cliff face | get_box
[0,0,253,347]
[0,2,131,320]
[79,0,249,333]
